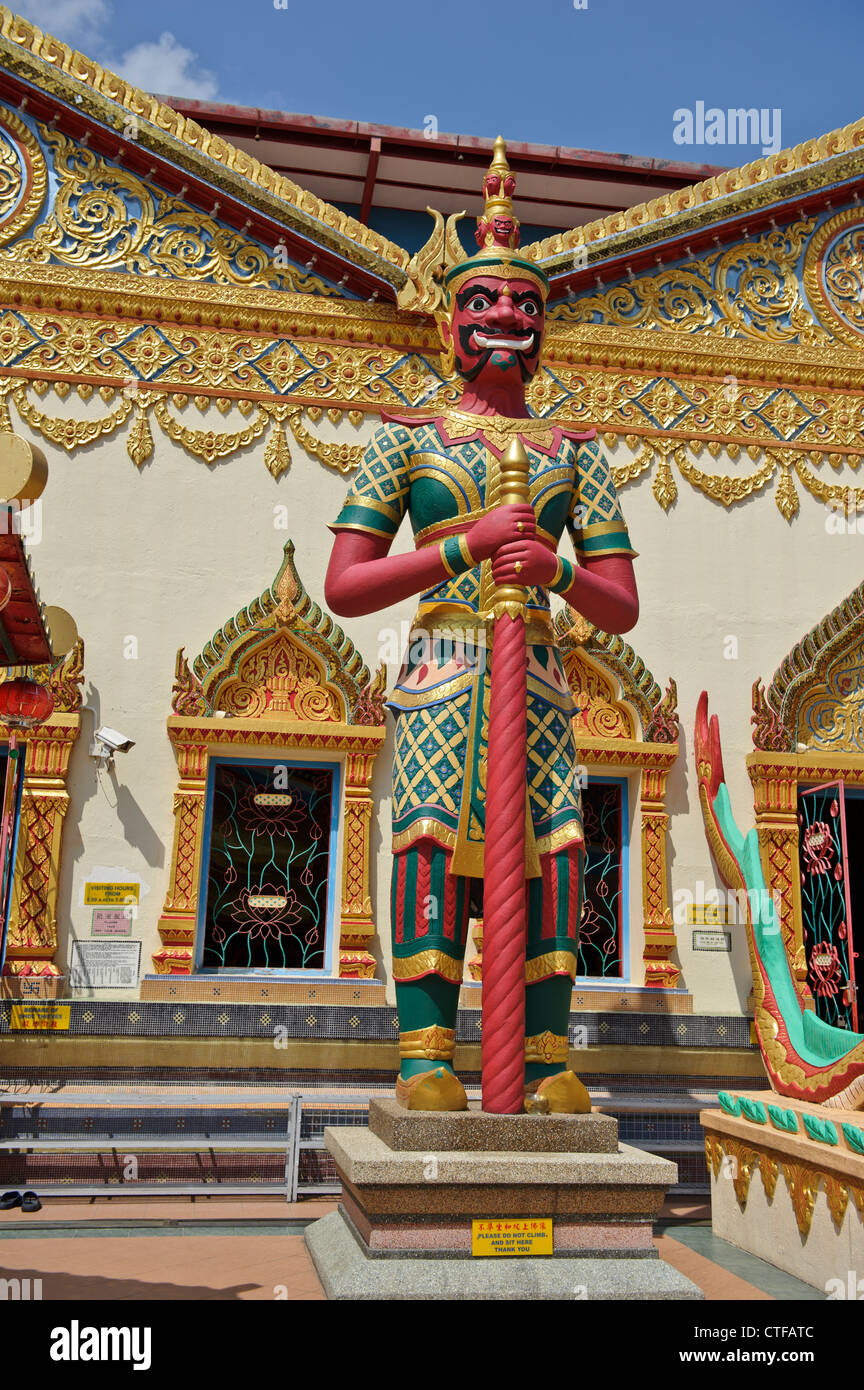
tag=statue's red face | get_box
[444,274,545,386]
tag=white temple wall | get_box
[18,400,857,1013]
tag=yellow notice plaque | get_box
[84,882,140,907]
[9,1003,71,1031]
[472,1219,552,1257]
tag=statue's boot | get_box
[395,977,467,1111]
[523,978,591,1113]
[395,1066,468,1111]
[524,1070,591,1114]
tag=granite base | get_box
[304,1109,703,1300]
[306,1208,702,1299]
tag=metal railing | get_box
[0,1091,368,1200]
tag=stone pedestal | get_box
[305,1100,702,1300]
[702,1090,864,1293]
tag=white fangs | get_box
[473,333,534,350]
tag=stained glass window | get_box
[199,760,336,972]
[798,782,859,1031]
[577,779,625,979]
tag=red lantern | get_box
[0,568,11,614]
[0,677,54,729]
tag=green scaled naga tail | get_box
[694,691,864,1110]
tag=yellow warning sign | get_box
[84,882,139,907]
[471,1219,552,1257]
[9,1003,71,1031]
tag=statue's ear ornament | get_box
[397,208,467,316]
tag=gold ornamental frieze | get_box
[0,97,863,514]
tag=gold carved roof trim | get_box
[0,10,409,286]
[524,121,864,275]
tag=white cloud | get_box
[13,0,110,45]
[114,32,218,100]
[12,3,219,101]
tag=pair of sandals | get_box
[0,1190,41,1212]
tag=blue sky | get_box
[14,0,864,162]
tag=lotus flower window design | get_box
[577,780,625,979]
[201,760,335,971]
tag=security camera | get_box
[90,726,135,762]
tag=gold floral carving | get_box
[152,395,270,465]
[641,764,678,989]
[761,578,864,753]
[11,379,134,451]
[5,1,864,297]
[288,412,365,474]
[218,634,338,722]
[0,108,46,245]
[1,263,864,512]
[561,645,634,740]
[802,209,864,348]
[527,118,864,271]
[171,648,209,719]
[15,128,337,296]
[549,221,821,344]
[0,109,861,516]
[759,1150,780,1201]
[0,641,83,977]
[157,544,385,978]
[705,1134,759,1209]
[704,1134,723,1180]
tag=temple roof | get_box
[163,99,726,245]
[0,5,862,307]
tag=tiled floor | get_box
[0,1199,824,1301]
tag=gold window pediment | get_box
[753,577,864,755]
[156,541,386,980]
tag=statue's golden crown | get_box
[397,136,548,316]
